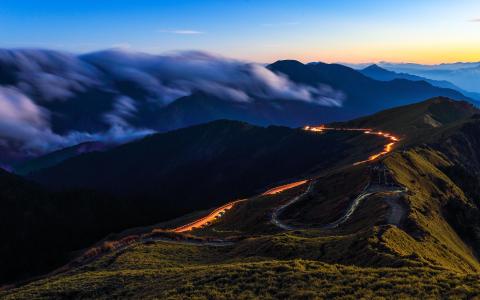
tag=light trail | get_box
[304,125,400,165]
[262,180,308,196]
[170,180,310,232]
[171,199,246,232]
[170,125,399,233]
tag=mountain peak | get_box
[267,59,306,72]
[361,64,393,74]
[363,64,387,72]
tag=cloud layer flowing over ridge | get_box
[0,48,344,161]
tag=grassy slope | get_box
[3,241,480,299]
[385,149,480,273]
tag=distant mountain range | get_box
[0,48,473,164]
[347,61,480,94]
[360,64,480,100]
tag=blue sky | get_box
[1,0,479,63]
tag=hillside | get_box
[0,168,150,284]
[32,120,386,219]
[335,97,478,142]
[3,242,480,299]
[13,141,109,176]
[5,98,480,298]
[1,119,386,285]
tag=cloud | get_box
[0,87,64,155]
[0,49,101,101]
[0,48,344,161]
[159,29,204,35]
[60,125,155,148]
[83,50,344,106]
[0,87,152,160]
[104,96,138,127]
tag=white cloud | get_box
[85,50,345,106]
[104,96,138,127]
[0,87,64,155]
[158,29,204,35]
[0,48,345,159]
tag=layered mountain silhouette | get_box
[377,61,480,94]
[269,60,470,115]
[360,64,480,100]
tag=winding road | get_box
[171,125,403,233]
[270,181,315,230]
[171,199,247,233]
[270,163,408,230]
[11,125,405,291]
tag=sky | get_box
[1,0,480,64]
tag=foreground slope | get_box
[4,242,480,299]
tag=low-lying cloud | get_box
[0,87,61,155]
[0,87,153,160]
[0,48,344,162]
[83,50,344,106]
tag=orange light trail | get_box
[304,125,400,165]
[170,125,399,233]
[171,199,246,232]
[262,180,308,196]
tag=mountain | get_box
[361,64,456,88]
[269,60,471,114]
[0,48,473,165]
[360,64,480,100]
[147,91,345,132]
[2,119,387,284]
[336,97,477,137]
[378,62,480,94]
[12,141,109,176]
[31,120,386,212]
[6,98,480,298]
